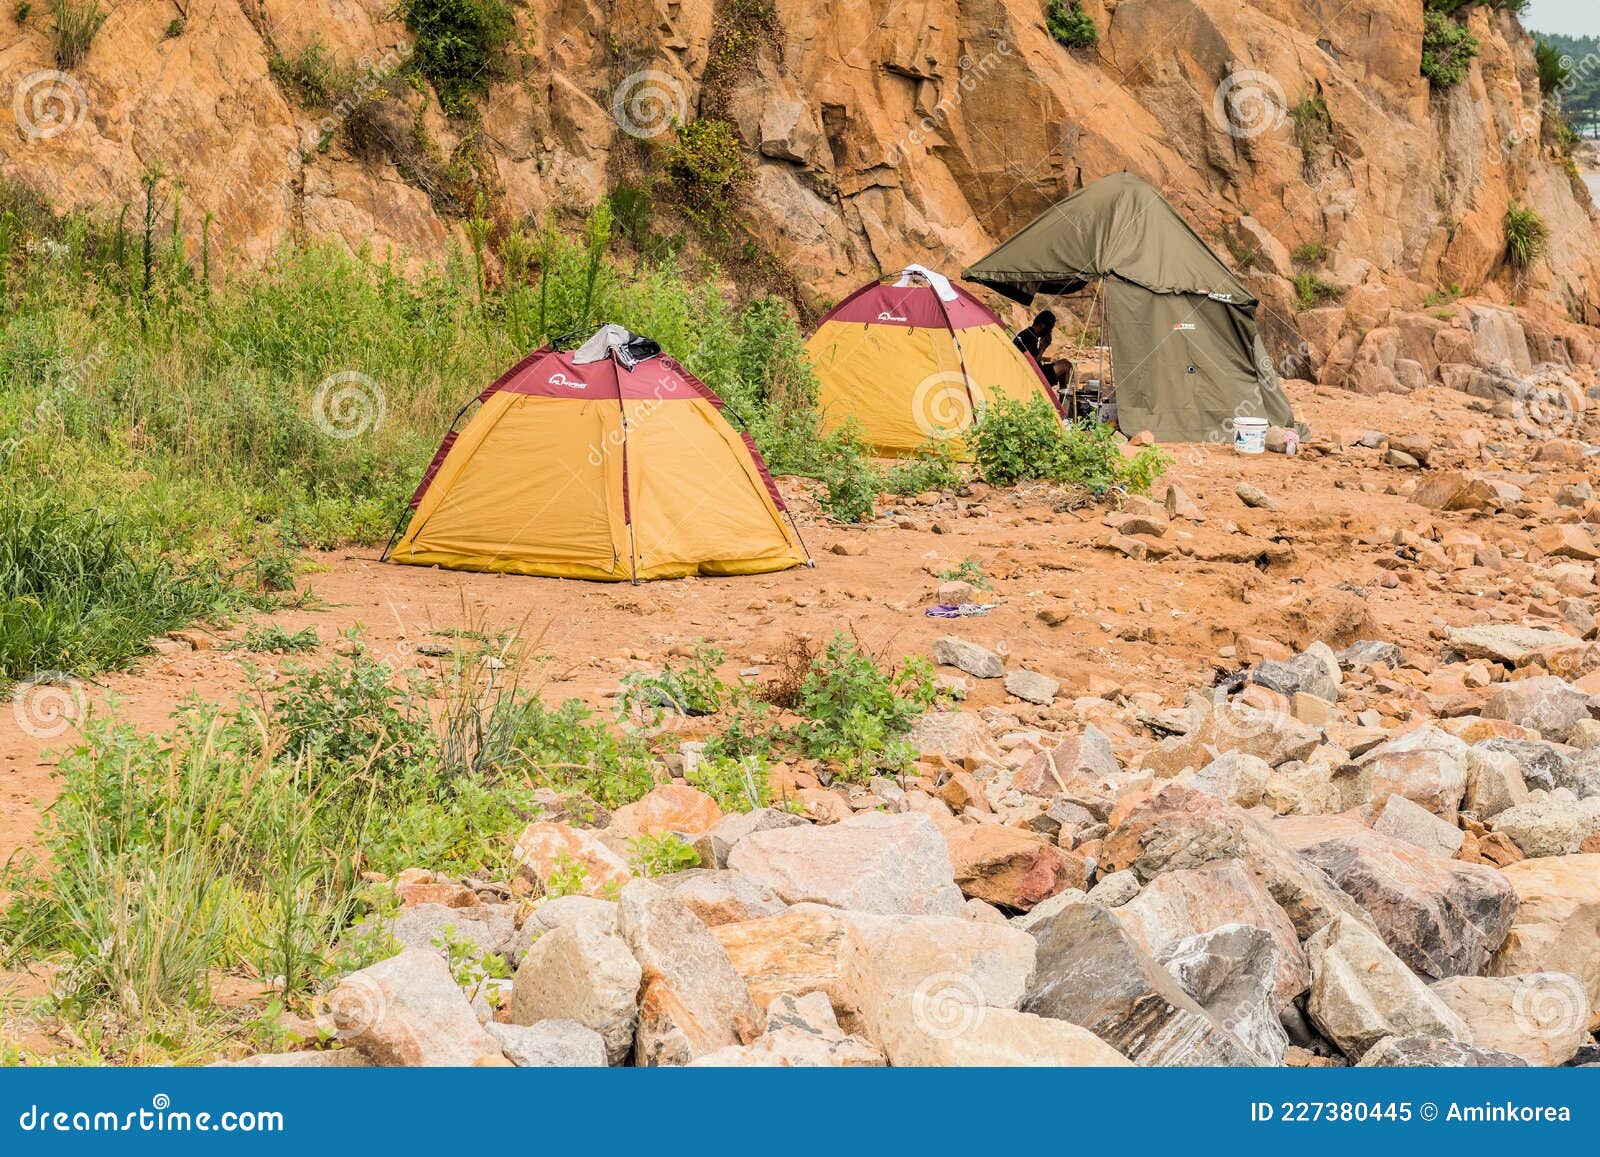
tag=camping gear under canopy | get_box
[385,330,810,581]
[962,172,1294,443]
[804,266,1061,458]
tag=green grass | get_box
[1292,271,1342,309]
[49,0,104,69]
[1504,204,1548,270]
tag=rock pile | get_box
[230,603,1600,1068]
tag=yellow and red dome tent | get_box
[384,328,810,581]
[804,265,1062,457]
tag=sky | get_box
[1525,0,1600,37]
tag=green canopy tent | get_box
[963,172,1294,443]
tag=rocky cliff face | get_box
[3,1,1598,372]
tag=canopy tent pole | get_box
[612,354,641,585]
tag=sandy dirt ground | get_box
[0,378,1589,865]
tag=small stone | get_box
[933,636,1005,679]
[1235,483,1276,510]
[508,912,642,1064]
[1004,669,1059,705]
[328,949,503,1067]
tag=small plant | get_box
[934,559,991,591]
[1292,272,1341,309]
[1290,241,1327,266]
[1046,0,1098,49]
[1503,204,1548,270]
[14,2,32,23]
[618,643,727,727]
[883,438,963,496]
[49,0,105,69]
[233,624,320,654]
[790,632,942,777]
[163,15,184,38]
[629,832,701,877]
[686,753,772,811]
[1289,93,1334,174]
[542,852,590,899]
[813,426,882,524]
[969,397,1165,494]
[1424,283,1463,308]
[268,41,341,108]
[432,925,509,1005]
[1420,10,1479,90]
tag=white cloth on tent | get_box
[571,324,659,368]
[894,264,959,302]
[571,324,634,364]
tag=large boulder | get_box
[1446,625,1583,665]
[508,910,642,1064]
[1355,1035,1527,1067]
[1304,914,1471,1062]
[711,904,853,1018]
[868,996,1132,1066]
[485,1020,608,1067]
[1010,726,1122,797]
[652,868,787,926]
[326,949,503,1067]
[1492,794,1600,858]
[617,880,760,1066]
[1141,703,1322,776]
[512,821,633,898]
[943,824,1083,911]
[693,807,808,868]
[1175,752,1271,809]
[1101,785,1366,939]
[1430,973,1592,1066]
[1156,924,1289,1065]
[1480,677,1592,744]
[610,784,725,837]
[1022,902,1265,1066]
[905,710,1003,766]
[1288,827,1518,980]
[1345,728,1470,820]
[727,812,964,916]
[1488,854,1600,1029]
[690,992,883,1067]
[1115,858,1308,1008]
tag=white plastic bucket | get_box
[1233,417,1268,455]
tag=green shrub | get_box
[1504,204,1548,269]
[883,438,963,496]
[49,0,104,69]
[1290,241,1327,266]
[1289,93,1334,173]
[813,425,882,523]
[664,119,751,231]
[1534,38,1572,96]
[972,397,1167,494]
[1292,272,1341,308]
[396,0,517,114]
[789,633,941,777]
[1046,0,1097,49]
[1421,10,1479,89]
[629,832,701,877]
[268,41,344,108]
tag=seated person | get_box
[1012,310,1072,391]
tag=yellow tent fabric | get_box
[805,274,1060,457]
[387,345,809,581]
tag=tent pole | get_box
[613,355,640,585]
[929,291,981,429]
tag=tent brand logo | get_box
[547,372,586,389]
[877,311,909,322]
[1172,323,1197,332]
[1208,293,1235,302]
